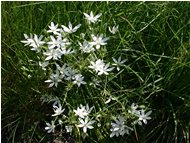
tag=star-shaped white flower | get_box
[128,103,140,115]
[90,34,109,50]
[21,34,45,52]
[73,74,86,87]
[45,121,55,133]
[62,22,81,33]
[110,116,133,138]
[47,22,61,35]
[78,41,95,53]
[43,48,63,61]
[77,117,95,133]
[52,101,65,116]
[134,109,152,125]
[83,11,102,23]
[44,71,63,87]
[73,104,93,118]
[47,35,62,49]
[88,59,114,75]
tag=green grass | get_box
[2,1,190,143]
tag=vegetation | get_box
[2,1,190,143]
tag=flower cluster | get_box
[45,101,95,135]
[110,103,152,138]
[21,11,122,89]
[21,11,152,140]
[74,104,95,133]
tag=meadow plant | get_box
[21,10,152,141]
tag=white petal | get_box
[83,127,87,133]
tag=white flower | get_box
[52,101,65,116]
[77,117,95,133]
[83,11,102,23]
[128,103,140,115]
[64,66,77,81]
[30,34,45,50]
[79,41,95,53]
[73,104,93,119]
[47,35,62,49]
[56,36,71,48]
[90,34,109,50]
[43,48,63,61]
[21,33,34,46]
[108,25,119,34]
[110,116,133,138]
[98,62,114,75]
[47,22,61,35]
[88,59,104,73]
[62,22,81,33]
[45,121,55,133]
[73,74,86,87]
[21,34,45,52]
[39,61,49,71]
[44,71,63,87]
[112,56,127,71]
[88,59,114,75]
[134,109,152,125]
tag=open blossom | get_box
[88,59,114,75]
[73,104,93,118]
[21,33,34,46]
[134,109,152,125]
[108,25,119,34]
[47,35,62,49]
[43,48,63,61]
[83,11,102,23]
[64,66,77,81]
[47,22,61,35]
[45,121,55,133]
[110,116,133,138]
[128,103,140,115]
[62,22,81,33]
[73,74,86,87]
[112,56,127,71]
[90,34,109,50]
[21,34,45,52]
[52,101,65,116]
[77,117,95,133]
[44,71,63,87]
[79,41,95,53]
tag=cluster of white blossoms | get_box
[74,104,95,133]
[45,101,66,133]
[21,11,122,89]
[45,101,95,134]
[110,103,152,138]
[21,11,152,139]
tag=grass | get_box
[2,1,190,143]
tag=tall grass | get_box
[2,1,190,143]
